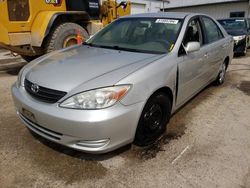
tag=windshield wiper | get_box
[83,43,164,54]
[82,42,110,49]
[104,45,144,52]
[107,46,165,54]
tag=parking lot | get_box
[0,50,250,187]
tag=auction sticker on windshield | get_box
[155,19,179,24]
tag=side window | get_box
[202,17,223,44]
[183,18,203,46]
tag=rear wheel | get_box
[214,61,227,85]
[45,22,89,53]
[134,92,171,146]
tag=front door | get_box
[176,17,209,106]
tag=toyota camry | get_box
[12,13,234,153]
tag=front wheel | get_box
[134,92,171,146]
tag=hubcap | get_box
[63,36,79,48]
[144,104,163,131]
[219,63,226,83]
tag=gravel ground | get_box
[0,52,250,188]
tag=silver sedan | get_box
[12,12,234,153]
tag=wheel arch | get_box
[31,11,90,47]
[148,86,174,110]
[44,12,90,37]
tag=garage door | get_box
[131,3,146,14]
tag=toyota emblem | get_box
[31,84,39,93]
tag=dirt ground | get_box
[0,51,250,188]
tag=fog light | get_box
[76,139,110,148]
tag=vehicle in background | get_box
[218,18,250,55]
[12,13,234,153]
[0,0,131,62]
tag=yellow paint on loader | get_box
[30,11,66,47]
[0,0,131,58]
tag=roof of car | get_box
[123,12,194,19]
[218,18,247,20]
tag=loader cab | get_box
[66,0,100,19]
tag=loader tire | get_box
[45,22,89,53]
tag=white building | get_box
[163,0,250,19]
[101,0,250,19]
[129,0,162,14]
[99,0,165,14]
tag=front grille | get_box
[7,0,30,21]
[20,113,63,141]
[24,79,67,103]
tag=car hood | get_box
[25,45,162,92]
[225,29,247,36]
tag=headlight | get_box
[233,35,246,41]
[60,85,131,109]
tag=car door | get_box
[176,17,210,106]
[200,16,227,81]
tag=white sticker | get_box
[236,20,244,22]
[155,19,179,24]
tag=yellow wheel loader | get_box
[0,0,131,61]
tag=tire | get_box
[21,55,39,62]
[214,61,227,86]
[242,43,247,56]
[134,92,171,146]
[45,22,89,53]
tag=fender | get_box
[31,11,90,47]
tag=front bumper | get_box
[12,84,144,153]
[233,38,247,53]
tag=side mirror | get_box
[185,42,200,54]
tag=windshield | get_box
[86,18,183,54]
[218,19,246,30]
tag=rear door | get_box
[200,16,227,81]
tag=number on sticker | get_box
[155,19,179,24]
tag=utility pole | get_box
[162,0,170,12]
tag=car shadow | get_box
[5,66,24,75]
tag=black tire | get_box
[214,61,227,86]
[21,55,39,62]
[45,22,89,53]
[134,92,171,146]
[241,43,247,56]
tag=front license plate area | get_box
[22,108,37,123]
